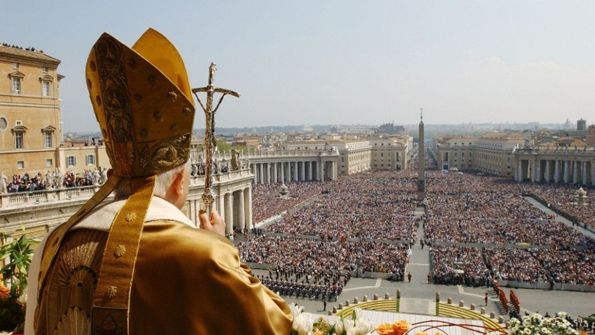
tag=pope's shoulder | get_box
[139,219,240,268]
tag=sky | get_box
[4,0,595,132]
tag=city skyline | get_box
[4,0,595,132]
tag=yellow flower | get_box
[392,320,411,335]
[376,323,395,335]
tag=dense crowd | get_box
[238,171,418,300]
[425,171,595,286]
[251,182,325,222]
[0,168,107,193]
[424,191,589,247]
[523,183,595,229]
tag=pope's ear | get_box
[174,169,185,195]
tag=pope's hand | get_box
[199,209,226,237]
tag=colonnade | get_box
[515,157,595,186]
[250,160,338,184]
[186,186,253,237]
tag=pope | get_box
[24,28,292,335]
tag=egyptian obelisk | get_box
[417,109,425,201]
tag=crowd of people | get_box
[251,182,325,223]
[256,265,349,302]
[243,165,593,294]
[0,168,108,194]
[425,171,594,286]
[523,183,595,229]
[238,171,420,300]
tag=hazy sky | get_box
[4,0,595,132]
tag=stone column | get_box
[286,162,291,183]
[217,194,225,219]
[259,163,265,185]
[573,160,579,184]
[320,161,325,181]
[516,160,522,182]
[307,161,313,181]
[591,161,595,186]
[280,162,285,183]
[266,163,271,184]
[544,160,550,183]
[331,161,338,180]
[535,159,541,183]
[244,187,253,229]
[300,161,305,181]
[225,193,233,236]
[581,161,587,185]
[272,162,278,183]
[563,160,570,183]
[237,190,245,231]
[554,160,560,183]
[293,161,299,181]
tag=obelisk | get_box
[417,109,425,201]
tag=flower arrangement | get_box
[376,318,507,335]
[0,233,34,334]
[509,313,578,335]
[289,304,374,335]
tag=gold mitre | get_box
[86,28,195,177]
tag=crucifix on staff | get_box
[192,63,240,214]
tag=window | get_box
[86,154,96,165]
[42,81,51,97]
[11,77,22,94]
[15,132,24,149]
[17,161,24,169]
[44,131,53,148]
[67,156,76,167]
[46,159,53,167]
[43,66,49,73]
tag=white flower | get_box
[524,327,532,335]
[289,303,304,319]
[336,318,354,334]
[349,319,374,335]
[292,313,312,335]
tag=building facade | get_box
[435,132,595,186]
[0,45,63,175]
[282,136,412,176]
[0,45,112,178]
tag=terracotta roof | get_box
[0,45,60,65]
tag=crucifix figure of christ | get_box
[192,63,240,213]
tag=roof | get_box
[0,45,60,65]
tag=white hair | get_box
[114,161,189,199]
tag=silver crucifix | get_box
[192,63,240,214]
